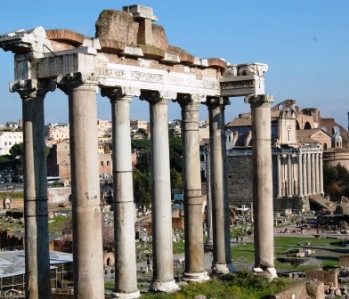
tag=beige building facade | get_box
[0,131,23,155]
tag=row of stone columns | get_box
[10,74,276,298]
[302,151,324,196]
[277,150,324,199]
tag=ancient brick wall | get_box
[270,280,324,299]
[273,196,304,211]
[306,269,338,289]
[226,153,253,207]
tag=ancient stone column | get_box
[307,153,312,195]
[298,152,303,198]
[287,154,292,197]
[140,91,179,292]
[10,79,55,299]
[319,153,324,195]
[311,153,316,194]
[205,144,213,247]
[178,95,209,282]
[245,94,276,276]
[221,101,232,268]
[206,97,230,274]
[303,153,308,196]
[101,87,140,298]
[315,153,319,194]
[58,73,104,299]
[276,154,282,198]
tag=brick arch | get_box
[304,121,312,129]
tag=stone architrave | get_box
[10,78,55,299]
[178,94,209,283]
[57,72,105,299]
[245,94,276,277]
[101,86,140,299]
[140,90,180,293]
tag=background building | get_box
[223,99,347,212]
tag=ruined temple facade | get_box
[226,99,346,211]
[0,4,278,298]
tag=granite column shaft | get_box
[102,88,140,298]
[245,94,275,272]
[207,97,229,274]
[179,97,209,282]
[142,91,179,292]
[58,73,104,299]
[11,79,54,299]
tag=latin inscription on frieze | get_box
[96,67,163,83]
[130,71,163,82]
[220,80,255,90]
[96,68,125,77]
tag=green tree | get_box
[9,143,24,158]
[131,139,150,151]
[133,168,151,208]
[323,162,349,199]
[135,150,151,173]
[170,168,182,190]
[169,137,183,173]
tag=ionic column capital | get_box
[100,87,135,103]
[244,94,274,107]
[57,72,98,95]
[9,78,56,99]
[206,96,230,108]
[101,86,140,100]
[177,93,204,107]
[140,89,172,105]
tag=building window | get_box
[101,161,104,166]
[107,161,110,166]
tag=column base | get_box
[226,262,237,273]
[149,280,180,293]
[182,271,210,283]
[211,263,229,275]
[110,290,140,298]
[253,267,278,281]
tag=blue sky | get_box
[0,0,348,128]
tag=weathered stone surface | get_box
[95,9,168,50]
[306,269,339,289]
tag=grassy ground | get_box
[122,273,294,299]
[111,235,346,298]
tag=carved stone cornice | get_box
[57,72,97,95]
[0,27,52,57]
[9,79,56,99]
